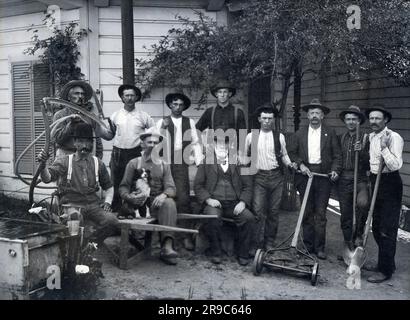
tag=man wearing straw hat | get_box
[119,127,179,265]
[289,98,341,260]
[51,80,111,159]
[364,104,403,283]
[337,106,370,255]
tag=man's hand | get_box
[354,141,362,152]
[103,202,112,212]
[233,201,246,216]
[288,162,298,170]
[300,163,312,177]
[206,198,222,208]
[37,148,49,163]
[330,171,339,182]
[380,131,391,150]
[152,193,167,208]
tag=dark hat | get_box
[139,127,165,141]
[364,104,392,123]
[210,80,236,98]
[60,80,93,101]
[301,98,330,115]
[254,102,279,117]
[118,84,142,102]
[339,105,366,125]
[71,123,95,139]
[165,92,191,110]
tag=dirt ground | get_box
[94,204,410,300]
[1,194,409,300]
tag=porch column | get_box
[121,0,135,85]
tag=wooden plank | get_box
[176,214,218,220]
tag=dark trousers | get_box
[370,171,402,277]
[109,146,141,211]
[337,176,369,242]
[150,198,178,243]
[252,169,284,248]
[202,201,255,258]
[296,164,332,253]
[170,163,192,213]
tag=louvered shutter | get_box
[12,62,33,174]
[12,61,52,175]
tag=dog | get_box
[119,168,152,219]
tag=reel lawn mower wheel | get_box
[311,262,319,286]
[252,249,265,276]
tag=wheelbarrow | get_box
[252,171,329,286]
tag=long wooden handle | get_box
[362,158,384,246]
[292,175,313,247]
[352,123,360,237]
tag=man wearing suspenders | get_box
[243,105,297,252]
[337,106,370,254]
[37,123,131,245]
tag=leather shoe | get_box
[316,251,327,260]
[237,257,250,266]
[210,255,222,264]
[160,247,178,265]
[362,262,379,272]
[367,272,391,283]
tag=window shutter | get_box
[12,62,33,175]
[12,61,52,175]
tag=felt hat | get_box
[210,80,236,98]
[339,105,366,125]
[253,102,279,117]
[60,80,93,101]
[301,98,330,115]
[364,104,392,123]
[139,127,165,141]
[71,122,95,139]
[165,91,191,110]
[118,84,142,102]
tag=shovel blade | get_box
[349,246,367,270]
[342,246,355,266]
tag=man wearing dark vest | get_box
[157,91,202,250]
[243,104,297,252]
[194,136,255,266]
[289,99,342,260]
[195,80,246,140]
[337,106,370,254]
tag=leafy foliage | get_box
[24,12,88,93]
[136,0,410,114]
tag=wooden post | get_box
[121,0,135,85]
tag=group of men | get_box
[37,79,404,283]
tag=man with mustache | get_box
[363,105,403,283]
[37,123,139,246]
[337,106,370,255]
[289,98,341,260]
[194,135,255,266]
[51,80,111,159]
[119,127,179,265]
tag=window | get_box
[12,61,53,175]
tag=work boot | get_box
[362,261,379,272]
[237,256,250,266]
[367,272,391,283]
[160,238,178,265]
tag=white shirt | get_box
[220,156,229,173]
[110,107,155,149]
[244,130,291,170]
[369,127,403,174]
[156,116,203,165]
[308,126,321,164]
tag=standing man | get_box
[364,105,403,283]
[108,84,155,212]
[156,91,202,250]
[337,106,370,253]
[289,98,341,260]
[196,80,246,140]
[243,104,297,252]
[119,127,179,265]
[194,136,255,266]
[51,80,111,159]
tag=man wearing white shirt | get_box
[243,105,297,252]
[364,105,403,283]
[107,84,155,212]
[289,99,341,260]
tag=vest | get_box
[247,130,283,173]
[165,115,191,162]
[212,166,237,201]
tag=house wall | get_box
[285,69,410,205]
[0,9,80,199]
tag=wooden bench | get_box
[106,214,218,269]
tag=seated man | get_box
[194,135,256,266]
[37,123,137,246]
[119,127,179,265]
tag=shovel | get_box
[343,123,360,265]
[348,157,384,270]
